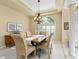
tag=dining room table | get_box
[25,34,48,56]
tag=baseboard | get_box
[0,46,6,49]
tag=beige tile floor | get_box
[0,41,73,59]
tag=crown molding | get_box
[0,0,64,16]
[0,0,35,16]
[39,9,61,16]
[19,0,57,14]
[19,0,36,13]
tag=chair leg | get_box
[17,54,27,59]
[17,53,21,59]
[50,49,51,54]
[34,50,36,56]
[38,48,41,58]
[25,55,28,59]
[50,44,53,54]
[50,46,53,54]
[21,55,27,59]
[48,49,51,59]
[51,46,52,49]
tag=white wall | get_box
[69,4,78,57]
[62,3,78,58]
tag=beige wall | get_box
[62,7,70,44]
[29,12,62,41]
[51,12,62,41]
[0,4,30,47]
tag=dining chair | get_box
[11,34,35,59]
[26,31,32,37]
[37,33,54,59]
[20,32,26,38]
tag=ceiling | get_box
[0,0,64,16]
[0,0,77,16]
[20,0,56,13]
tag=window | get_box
[37,17,55,35]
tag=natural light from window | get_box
[37,16,55,35]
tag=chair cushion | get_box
[27,45,35,55]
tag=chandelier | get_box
[34,0,42,24]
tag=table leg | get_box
[36,46,37,55]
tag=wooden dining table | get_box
[25,35,47,44]
[25,35,48,56]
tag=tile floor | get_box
[0,41,73,59]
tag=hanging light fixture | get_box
[34,0,42,24]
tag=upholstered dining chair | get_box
[26,31,32,37]
[20,32,26,38]
[37,33,54,59]
[11,34,35,59]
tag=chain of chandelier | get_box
[34,0,42,24]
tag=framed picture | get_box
[8,23,16,31]
[16,24,23,31]
[64,22,69,30]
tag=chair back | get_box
[47,33,53,48]
[20,32,26,38]
[26,32,32,37]
[11,34,27,55]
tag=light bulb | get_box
[39,16,42,19]
[34,16,37,20]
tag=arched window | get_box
[37,16,55,35]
